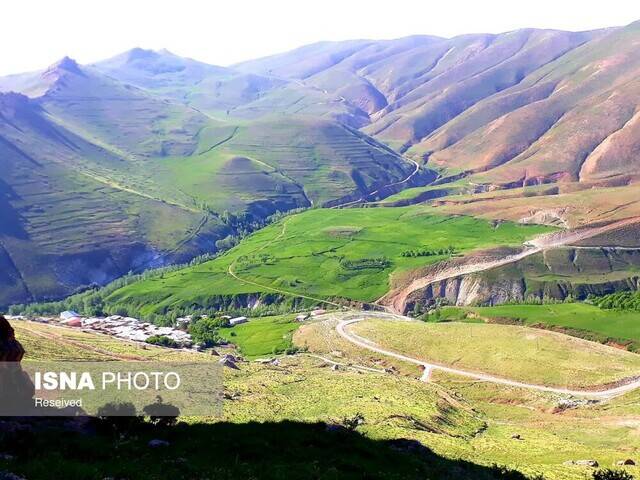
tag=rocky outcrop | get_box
[405,248,640,311]
[0,316,35,415]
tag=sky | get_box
[1,0,638,75]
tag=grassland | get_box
[102,208,552,316]
[438,303,640,351]
[294,315,640,479]
[217,314,300,358]
[349,318,640,388]
[6,318,640,479]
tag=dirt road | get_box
[379,216,640,314]
[334,312,640,399]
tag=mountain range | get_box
[1,20,639,307]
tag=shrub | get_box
[593,469,635,480]
[146,335,179,348]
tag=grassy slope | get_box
[295,316,640,479]
[440,303,640,347]
[8,319,640,479]
[103,209,552,315]
[351,318,640,388]
[217,315,300,358]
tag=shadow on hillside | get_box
[0,419,536,480]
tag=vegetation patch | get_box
[437,303,640,352]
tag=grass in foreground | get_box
[103,208,553,316]
[350,319,640,388]
[438,303,640,351]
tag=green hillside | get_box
[99,208,552,316]
[0,59,425,307]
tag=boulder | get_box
[616,459,636,466]
[0,316,35,415]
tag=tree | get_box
[189,317,225,347]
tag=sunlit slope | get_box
[415,21,640,186]
[236,30,601,147]
[103,209,552,315]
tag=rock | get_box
[0,316,25,362]
[148,439,170,448]
[219,355,239,369]
[566,460,598,467]
[616,459,636,466]
[331,364,339,371]
[0,316,35,415]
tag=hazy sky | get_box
[1,0,638,75]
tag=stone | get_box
[0,316,35,415]
[616,459,636,466]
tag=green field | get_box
[102,208,552,316]
[350,318,640,388]
[217,315,300,358]
[439,303,640,351]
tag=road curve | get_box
[335,314,640,399]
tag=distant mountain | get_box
[93,48,286,115]
[0,57,421,307]
[235,30,603,147]
[417,21,640,187]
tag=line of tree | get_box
[340,257,391,270]
[401,246,456,258]
[589,291,640,311]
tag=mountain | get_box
[93,48,286,115]
[0,57,422,307]
[0,89,220,307]
[236,29,604,148]
[415,21,640,188]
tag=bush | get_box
[146,335,179,348]
[189,317,225,347]
[593,469,635,480]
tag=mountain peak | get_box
[127,47,160,61]
[42,57,84,77]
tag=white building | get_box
[229,316,248,326]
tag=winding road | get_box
[334,312,640,399]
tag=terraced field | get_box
[100,208,552,316]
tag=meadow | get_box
[217,314,300,358]
[438,303,640,351]
[349,318,640,388]
[103,207,552,316]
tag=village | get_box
[4,308,327,351]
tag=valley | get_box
[2,14,640,480]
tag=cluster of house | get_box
[58,311,192,347]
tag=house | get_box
[229,316,248,326]
[296,313,310,322]
[310,309,326,317]
[65,318,83,327]
[60,311,80,321]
